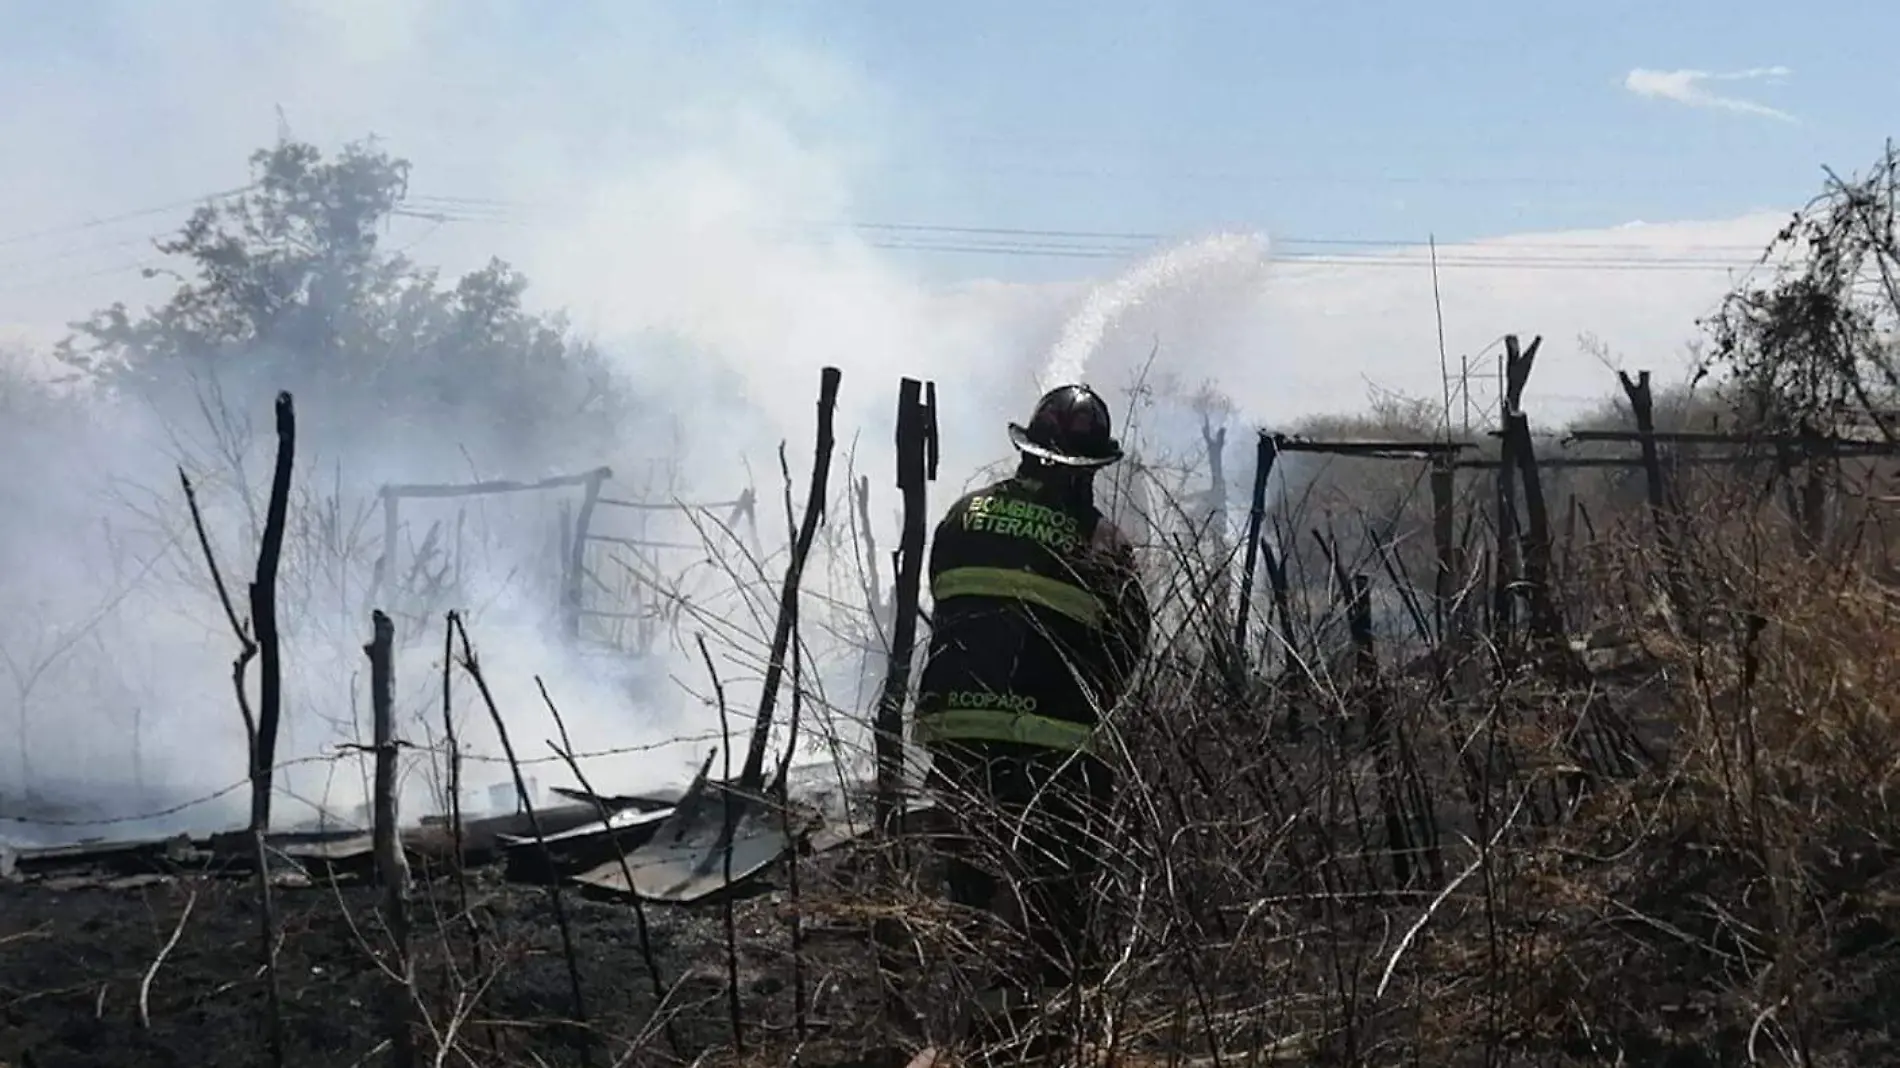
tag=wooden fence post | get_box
[366,609,415,1068]
[875,377,937,835]
[562,467,610,640]
[1618,370,1696,628]
[1233,432,1280,660]
[739,368,842,791]
[1490,335,1541,645]
[1503,412,1563,649]
[251,390,296,1068]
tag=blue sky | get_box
[4,0,1890,277]
[673,0,1889,252]
[0,0,1892,423]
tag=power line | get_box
[397,197,1774,270]
[0,234,160,276]
[855,157,1779,191]
[822,217,1771,254]
[0,185,253,249]
[0,185,1785,293]
[0,170,1787,261]
[858,240,1756,271]
[0,259,165,295]
[401,194,1775,254]
[0,231,1765,290]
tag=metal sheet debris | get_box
[548,785,682,813]
[2,766,920,898]
[497,805,674,884]
[569,789,793,902]
[571,753,809,902]
[10,833,198,876]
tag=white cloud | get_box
[1624,66,1796,122]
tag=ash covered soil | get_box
[0,855,924,1068]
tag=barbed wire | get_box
[0,730,739,829]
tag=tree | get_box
[1701,142,1900,441]
[57,137,630,469]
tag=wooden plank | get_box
[594,496,745,511]
[1268,435,1474,457]
[378,466,614,501]
[1565,428,1900,449]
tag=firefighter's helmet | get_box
[1008,384,1124,468]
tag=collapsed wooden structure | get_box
[371,465,761,655]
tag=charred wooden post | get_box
[868,378,937,1037]
[250,392,295,834]
[1492,422,1521,636]
[1503,411,1570,659]
[562,467,609,640]
[251,390,296,1068]
[1490,336,1541,643]
[1618,370,1695,627]
[739,367,843,791]
[875,376,937,834]
[366,610,415,1068]
[1233,432,1279,663]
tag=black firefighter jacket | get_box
[913,471,1152,755]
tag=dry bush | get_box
[19,362,1900,1068]
[822,424,1900,1068]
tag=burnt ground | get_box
[0,853,934,1068]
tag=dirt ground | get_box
[0,856,922,1068]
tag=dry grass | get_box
[799,434,1900,1067]
[10,385,1900,1068]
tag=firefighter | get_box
[913,382,1152,1006]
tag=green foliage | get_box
[57,138,626,462]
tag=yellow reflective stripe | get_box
[915,708,1097,753]
[932,566,1103,628]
